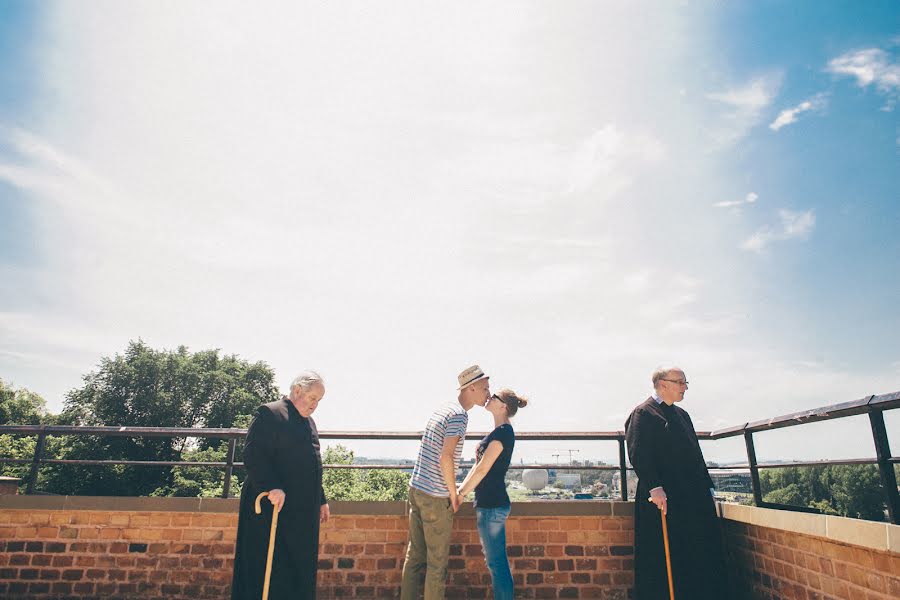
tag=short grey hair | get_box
[651,366,683,389]
[290,370,324,391]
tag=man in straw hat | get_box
[625,366,728,599]
[400,365,491,600]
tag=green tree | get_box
[322,445,410,501]
[760,465,887,521]
[830,465,885,521]
[0,378,46,425]
[150,441,240,498]
[39,340,279,496]
[322,445,358,500]
[0,379,48,484]
[763,483,804,506]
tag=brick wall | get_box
[318,512,634,599]
[0,497,635,599]
[720,504,900,600]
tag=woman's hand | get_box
[320,503,331,523]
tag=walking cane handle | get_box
[255,491,269,514]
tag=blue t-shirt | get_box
[473,423,515,509]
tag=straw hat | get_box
[457,365,489,389]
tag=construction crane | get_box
[551,449,581,464]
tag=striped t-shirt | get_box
[409,403,468,497]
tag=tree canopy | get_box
[0,377,47,425]
[322,445,410,501]
[2,340,280,496]
[760,464,887,522]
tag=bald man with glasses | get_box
[625,366,728,599]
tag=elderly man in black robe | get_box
[625,366,728,599]
[231,371,330,600]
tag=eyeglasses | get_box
[660,379,689,386]
[490,394,501,401]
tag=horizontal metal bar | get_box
[755,458,878,469]
[708,392,900,438]
[0,425,245,438]
[1,456,632,471]
[703,424,748,438]
[870,391,900,409]
[760,501,822,515]
[6,454,884,471]
[39,459,228,467]
[319,431,627,441]
[0,425,624,441]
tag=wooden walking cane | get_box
[255,492,281,600]
[651,499,676,600]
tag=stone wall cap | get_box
[0,495,636,517]
[718,501,899,554]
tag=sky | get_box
[0,1,898,466]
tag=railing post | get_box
[222,437,237,499]
[744,430,762,507]
[868,409,900,524]
[618,437,628,501]
[26,428,47,494]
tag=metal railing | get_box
[1,390,898,523]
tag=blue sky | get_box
[0,1,897,464]
[0,2,40,266]
[708,2,900,369]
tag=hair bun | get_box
[517,397,529,408]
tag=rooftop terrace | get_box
[1,390,898,598]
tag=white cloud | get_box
[620,269,654,294]
[708,78,778,110]
[566,124,666,195]
[769,94,828,131]
[713,191,758,208]
[437,123,665,207]
[706,74,782,145]
[740,209,816,253]
[827,48,900,95]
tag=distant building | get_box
[556,474,581,489]
[710,470,752,493]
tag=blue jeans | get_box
[476,505,513,600]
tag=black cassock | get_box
[231,398,327,600]
[625,397,728,600]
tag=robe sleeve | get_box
[682,410,715,490]
[243,406,284,492]
[309,416,328,505]
[625,407,663,491]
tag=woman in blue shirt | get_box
[457,388,528,600]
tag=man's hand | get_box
[450,494,461,513]
[648,486,667,515]
[320,503,330,523]
[268,488,286,513]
